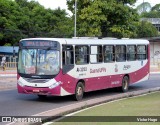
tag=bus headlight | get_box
[18,80,25,87]
[49,81,61,89]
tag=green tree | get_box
[136,2,151,14]
[141,11,160,18]
[67,0,138,38]
[0,0,23,45]
[137,21,158,38]
[139,3,160,18]
[0,0,73,45]
[138,3,160,37]
[15,0,73,38]
[151,4,160,11]
[49,8,74,37]
[104,2,139,38]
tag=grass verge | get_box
[51,92,160,125]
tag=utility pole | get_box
[142,0,145,38]
[143,0,144,13]
[74,0,77,37]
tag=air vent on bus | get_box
[23,78,50,83]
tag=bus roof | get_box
[20,38,149,45]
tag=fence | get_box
[6,62,17,69]
[0,55,17,69]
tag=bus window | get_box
[62,45,74,65]
[137,45,147,60]
[104,45,115,62]
[116,45,126,62]
[127,45,136,61]
[90,45,103,63]
[75,45,89,65]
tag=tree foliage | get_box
[141,11,160,18]
[1,0,159,46]
[67,0,138,38]
[151,4,160,12]
[136,2,151,14]
[137,21,158,38]
[138,3,160,18]
[0,0,73,46]
[136,2,159,38]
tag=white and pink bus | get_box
[17,38,150,100]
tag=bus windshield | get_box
[18,49,60,76]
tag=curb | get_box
[150,72,160,74]
[0,74,16,77]
[32,87,160,124]
[0,71,17,77]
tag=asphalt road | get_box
[0,74,159,117]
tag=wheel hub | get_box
[77,87,82,96]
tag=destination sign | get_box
[20,40,58,47]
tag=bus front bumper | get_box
[17,84,61,96]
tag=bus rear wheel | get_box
[121,76,129,92]
[74,82,84,101]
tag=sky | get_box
[29,0,68,11]
[30,0,160,14]
[134,0,160,7]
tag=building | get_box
[0,46,18,69]
[148,37,160,65]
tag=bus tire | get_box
[38,95,47,100]
[74,82,84,101]
[121,76,129,92]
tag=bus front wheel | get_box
[74,82,84,101]
[121,76,129,92]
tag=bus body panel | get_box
[17,60,149,96]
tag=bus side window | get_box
[90,45,103,63]
[75,45,89,65]
[137,45,147,60]
[104,45,115,62]
[127,45,136,61]
[62,45,74,65]
[115,45,126,62]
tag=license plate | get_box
[33,90,40,93]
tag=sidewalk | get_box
[0,69,17,90]
[0,69,17,77]
[150,65,160,73]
